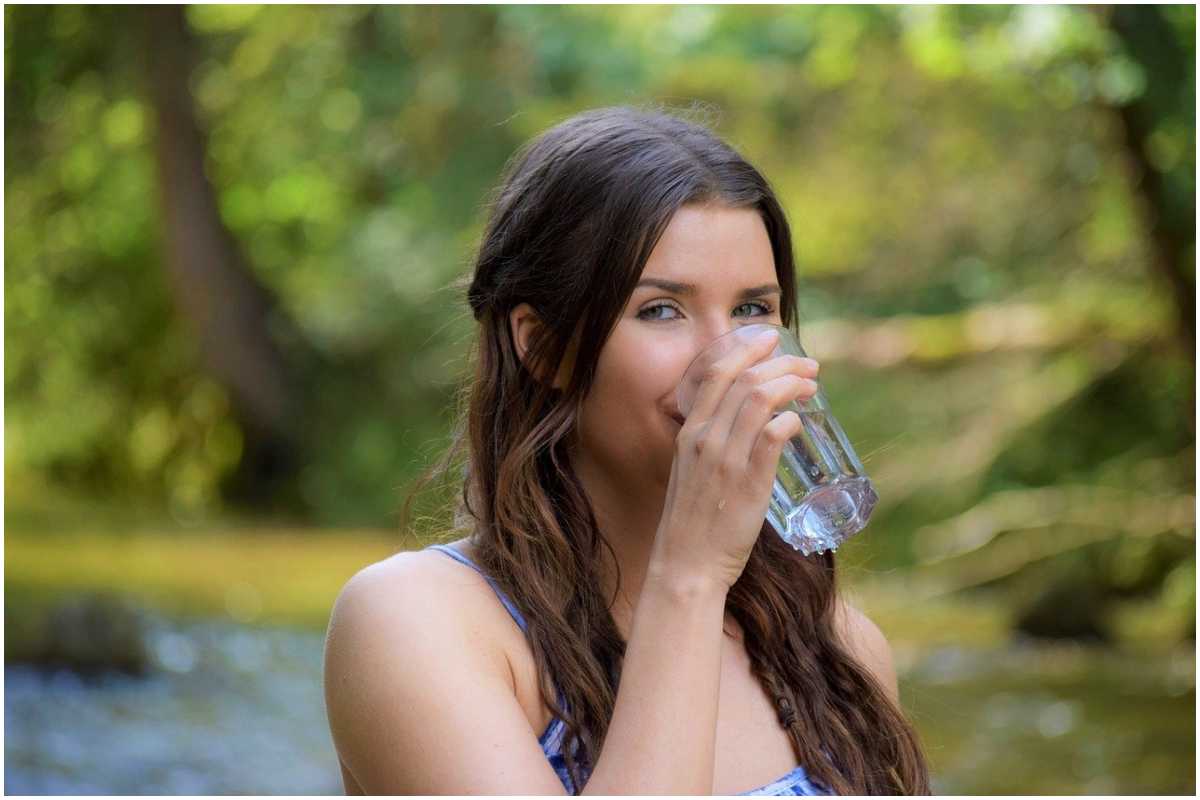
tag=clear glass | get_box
[676,323,878,555]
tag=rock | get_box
[12,592,152,675]
[1013,575,1110,642]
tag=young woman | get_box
[323,105,931,795]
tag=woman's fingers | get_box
[749,409,804,483]
[705,351,818,455]
[744,354,819,383]
[724,373,816,468]
[682,329,780,430]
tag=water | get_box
[4,616,343,794]
[766,409,878,555]
[4,611,1190,794]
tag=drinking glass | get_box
[676,323,878,555]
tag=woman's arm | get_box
[323,555,731,795]
[579,569,729,794]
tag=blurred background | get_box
[4,4,1195,794]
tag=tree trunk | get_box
[1103,5,1196,362]
[143,6,302,506]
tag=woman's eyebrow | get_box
[635,278,781,300]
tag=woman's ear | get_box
[509,302,542,370]
[509,303,574,390]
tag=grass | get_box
[6,526,411,633]
[4,520,1009,642]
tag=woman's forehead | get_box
[642,205,775,282]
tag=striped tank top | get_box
[428,543,833,796]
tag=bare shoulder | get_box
[833,598,900,705]
[324,545,516,694]
[322,545,563,794]
[327,548,466,634]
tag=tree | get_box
[143,6,307,506]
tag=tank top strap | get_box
[427,543,529,632]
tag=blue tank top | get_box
[428,543,833,796]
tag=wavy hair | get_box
[403,104,930,795]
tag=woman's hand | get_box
[649,328,820,592]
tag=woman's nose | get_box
[697,320,737,348]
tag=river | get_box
[4,614,1194,794]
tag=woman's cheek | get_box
[630,335,689,378]
[601,326,691,406]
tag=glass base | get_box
[767,476,878,556]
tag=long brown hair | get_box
[403,104,930,794]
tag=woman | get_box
[323,105,931,795]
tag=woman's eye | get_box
[734,301,774,317]
[636,302,681,321]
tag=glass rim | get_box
[680,322,795,374]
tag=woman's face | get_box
[575,203,784,494]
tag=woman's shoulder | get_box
[323,539,524,728]
[833,597,900,704]
[327,537,513,650]
[339,535,477,587]
[322,540,559,793]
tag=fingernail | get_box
[801,357,819,372]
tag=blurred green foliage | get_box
[4,5,1194,627]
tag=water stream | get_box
[4,614,1194,794]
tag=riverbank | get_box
[5,526,1194,794]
